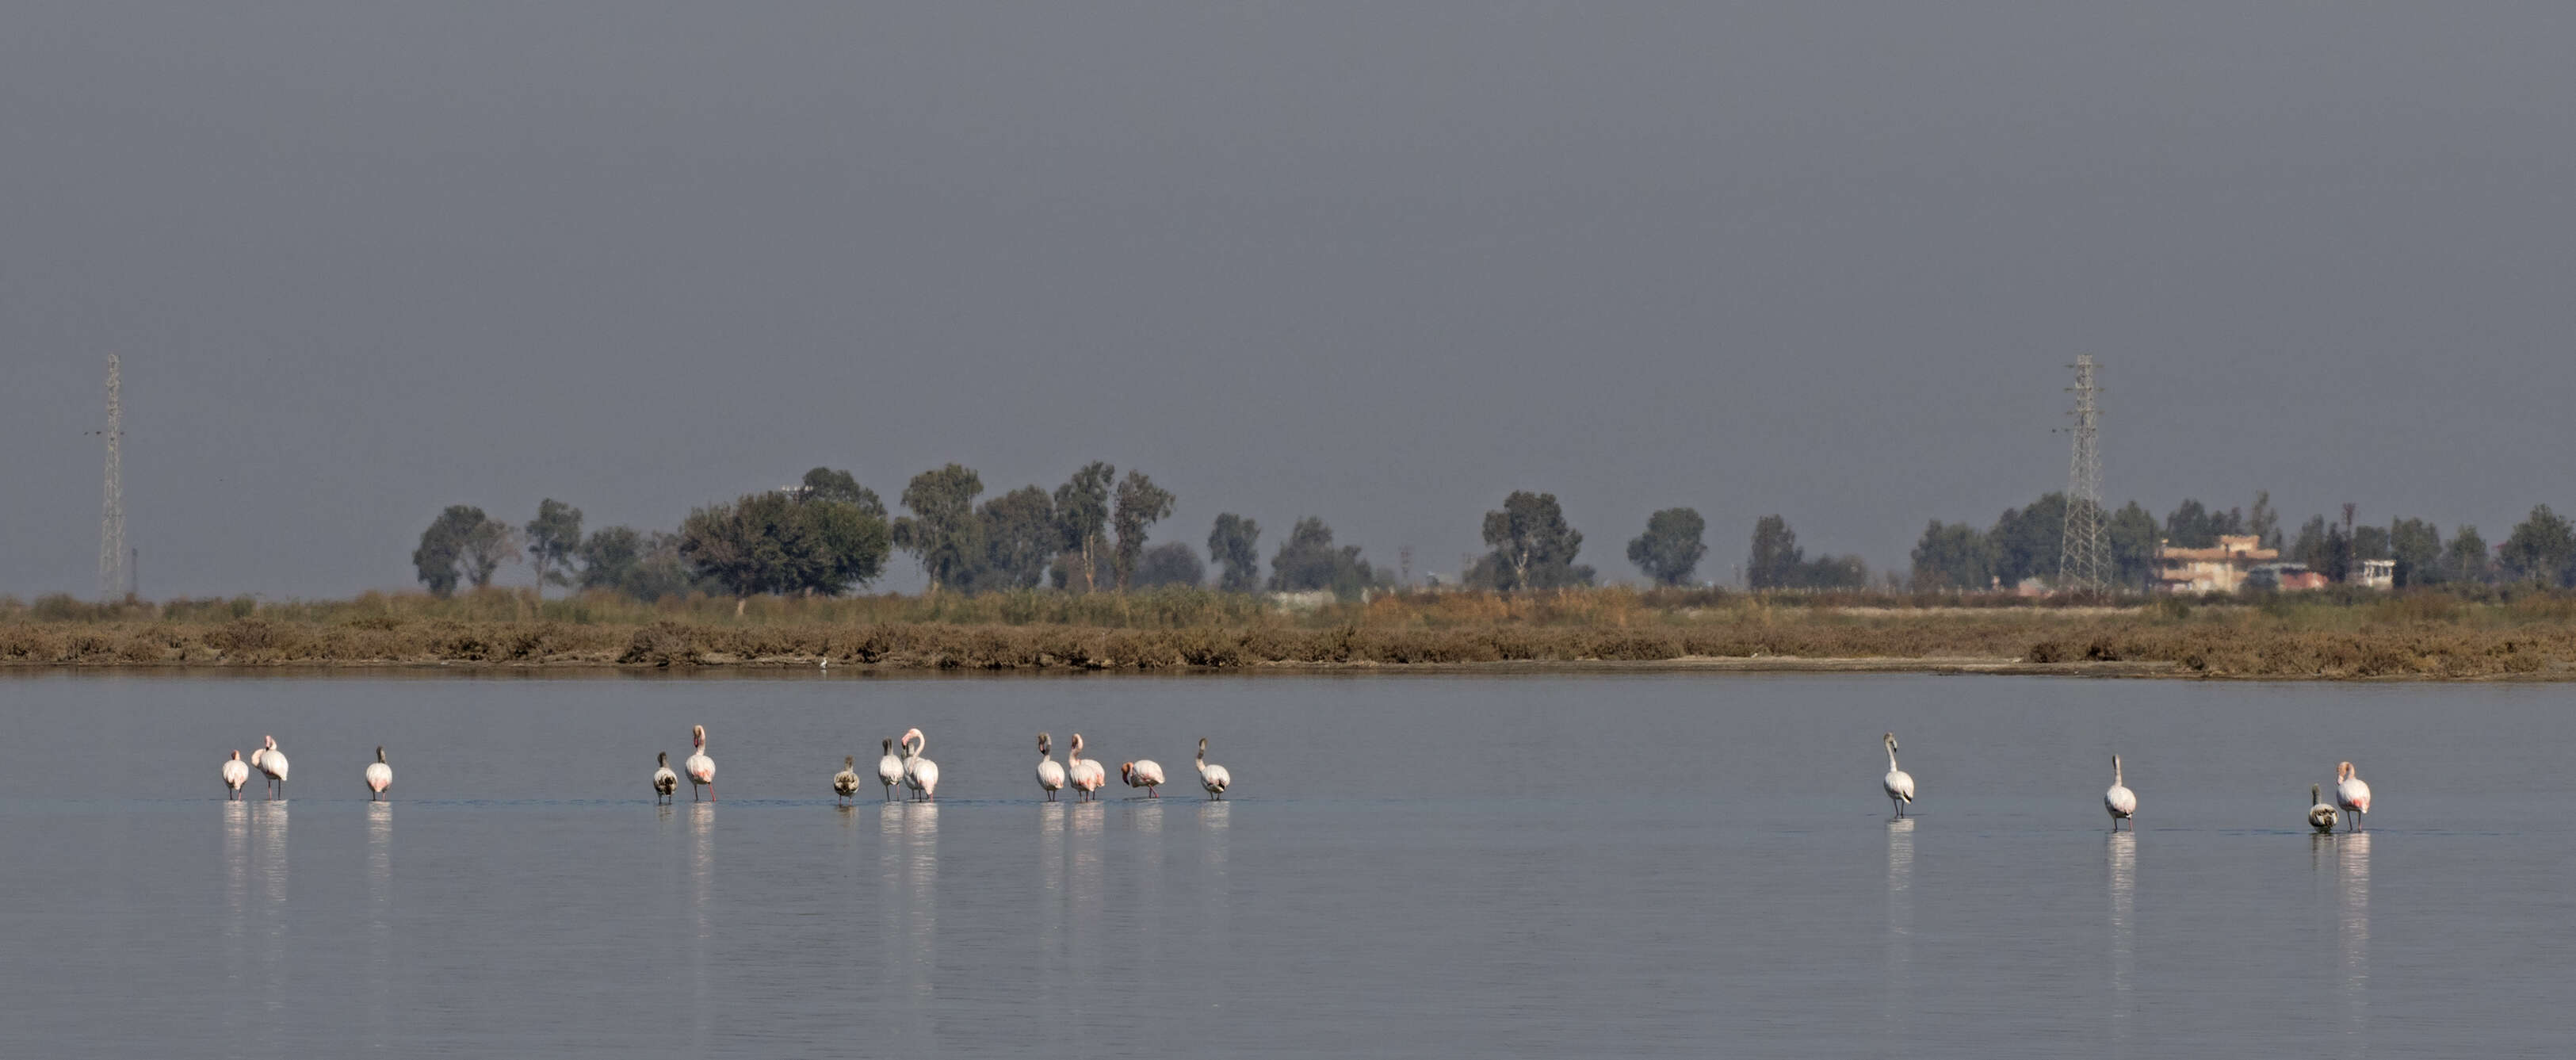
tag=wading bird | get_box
[1121,758,1165,798]
[652,752,678,804]
[365,746,392,802]
[685,726,716,802]
[1067,733,1106,802]
[2334,761,2371,831]
[1196,737,1231,801]
[877,737,904,802]
[900,729,939,802]
[832,756,863,805]
[1037,733,1066,802]
[220,751,250,801]
[2309,783,2339,832]
[2104,753,2135,830]
[257,735,291,800]
[1882,733,1913,818]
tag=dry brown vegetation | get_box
[6,586,2576,679]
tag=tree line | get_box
[413,467,2576,606]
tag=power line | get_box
[2058,355,2108,591]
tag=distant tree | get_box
[2350,524,2391,564]
[411,505,486,597]
[2291,515,2331,576]
[1987,493,2068,588]
[1052,461,1116,592]
[2446,525,2494,584]
[1800,554,1871,589]
[971,485,1057,591]
[2498,504,2576,587]
[891,464,987,594]
[1909,520,1994,591]
[1625,508,1707,587]
[576,526,644,592]
[524,499,584,593]
[1266,517,1385,599]
[461,516,520,589]
[681,489,892,612]
[1110,471,1176,591]
[797,466,885,515]
[2247,491,2281,550]
[1208,513,1263,592]
[1130,542,1206,589]
[2107,501,2161,589]
[2162,499,2242,549]
[2389,518,2444,587]
[1747,515,1804,590]
[1475,492,1592,591]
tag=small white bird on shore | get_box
[2103,753,2135,830]
[365,746,392,801]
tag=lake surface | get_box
[3,671,2570,1057]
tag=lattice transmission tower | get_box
[2057,355,2108,591]
[98,354,127,601]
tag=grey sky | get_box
[5,4,2571,599]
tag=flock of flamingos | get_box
[219,726,2374,832]
[216,725,1236,806]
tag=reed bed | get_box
[6,587,2576,678]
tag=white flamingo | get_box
[652,752,678,804]
[1121,759,1166,798]
[685,725,716,802]
[832,755,863,805]
[1882,733,1913,818]
[877,737,904,802]
[256,735,291,800]
[2309,783,2340,832]
[1067,733,1106,802]
[220,750,250,800]
[2334,761,2371,831]
[1037,733,1067,802]
[1196,737,1231,801]
[900,728,939,802]
[365,746,392,802]
[2103,753,2135,830]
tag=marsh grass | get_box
[6,586,2575,678]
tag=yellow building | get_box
[2154,535,2279,593]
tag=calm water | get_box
[3,671,2571,1057]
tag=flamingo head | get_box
[1884,733,1898,752]
[902,728,925,756]
[1198,737,1209,756]
[1120,762,1136,785]
[882,737,894,755]
[845,755,855,767]
[659,751,669,767]
[230,750,242,762]
[376,745,387,763]
[2311,783,2322,805]
[1071,733,1085,755]
[263,734,278,751]
[1039,733,1052,756]
[2337,760,2354,782]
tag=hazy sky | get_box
[6,4,2571,599]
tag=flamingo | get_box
[220,750,250,800]
[1196,737,1231,801]
[257,735,291,800]
[2308,783,2340,832]
[365,746,392,802]
[900,728,939,802]
[1121,759,1166,798]
[832,755,863,805]
[685,725,716,802]
[1036,733,1067,802]
[876,737,904,802]
[2103,753,2135,830]
[1067,733,1106,802]
[2334,761,2371,831]
[1882,733,1913,818]
[652,752,678,804]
